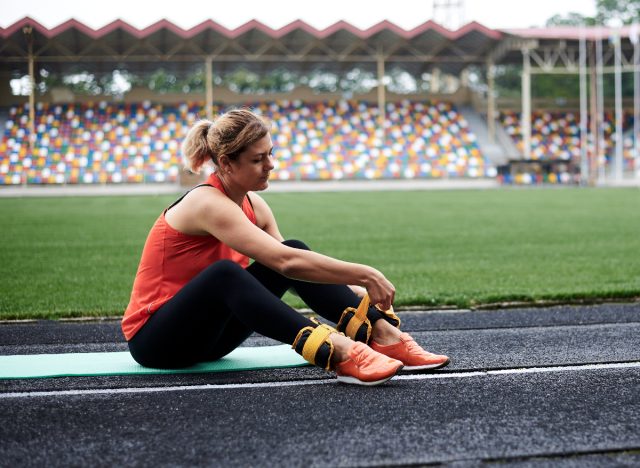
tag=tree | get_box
[546,12,597,26]
[596,0,640,25]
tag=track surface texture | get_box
[1,302,639,467]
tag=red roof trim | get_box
[94,19,148,37]
[0,16,502,41]
[185,19,233,36]
[454,21,503,39]
[0,16,51,38]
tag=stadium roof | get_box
[0,17,504,77]
[2,18,638,79]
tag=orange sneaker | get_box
[371,333,450,371]
[334,342,404,386]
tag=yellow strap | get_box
[301,324,333,365]
[360,294,401,328]
[355,294,370,321]
[375,303,401,328]
[340,294,369,341]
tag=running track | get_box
[1,303,639,467]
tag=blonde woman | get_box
[123,109,449,385]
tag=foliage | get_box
[546,12,597,26]
[546,0,640,26]
[596,0,640,25]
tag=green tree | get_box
[546,12,597,26]
[596,0,640,25]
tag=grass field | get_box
[0,187,638,320]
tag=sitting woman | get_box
[122,109,449,386]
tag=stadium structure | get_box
[1,17,639,187]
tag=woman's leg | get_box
[128,259,313,368]
[247,239,387,326]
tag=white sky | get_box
[1,0,597,31]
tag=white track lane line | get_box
[2,361,639,399]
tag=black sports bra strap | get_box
[165,183,213,212]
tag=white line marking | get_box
[2,361,639,399]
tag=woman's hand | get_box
[362,268,395,311]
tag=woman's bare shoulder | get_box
[165,185,232,235]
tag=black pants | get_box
[128,239,383,368]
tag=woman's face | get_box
[228,134,275,192]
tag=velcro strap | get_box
[301,324,334,365]
[375,304,401,328]
[342,309,362,339]
[355,294,371,321]
[360,294,401,328]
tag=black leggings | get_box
[128,239,384,368]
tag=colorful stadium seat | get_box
[1,99,494,185]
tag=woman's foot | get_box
[333,341,404,386]
[370,318,403,345]
[293,327,403,385]
[370,332,450,371]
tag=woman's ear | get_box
[218,154,232,174]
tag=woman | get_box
[122,108,449,386]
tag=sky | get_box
[1,0,598,31]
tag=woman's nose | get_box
[265,156,275,170]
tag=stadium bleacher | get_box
[499,110,637,183]
[3,101,638,186]
[0,99,494,185]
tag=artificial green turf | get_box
[0,187,638,319]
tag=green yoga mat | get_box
[0,345,308,379]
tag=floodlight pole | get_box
[205,56,214,120]
[521,48,532,159]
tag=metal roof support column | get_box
[613,33,624,182]
[579,28,589,185]
[431,68,441,93]
[377,51,386,132]
[205,56,213,120]
[23,26,35,186]
[596,36,606,184]
[589,42,599,186]
[22,26,36,185]
[521,48,531,159]
[486,58,496,143]
[633,30,640,180]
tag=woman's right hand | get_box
[363,267,396,311]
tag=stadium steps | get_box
[458,106,519,166]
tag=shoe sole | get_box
[401,358,450,372]
[336,366,404,386]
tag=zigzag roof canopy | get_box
[0,17,503,76]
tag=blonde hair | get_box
[181,108,271,173]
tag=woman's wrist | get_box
[360,265,382,290]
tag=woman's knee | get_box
[282,239,310,251]
[202,259,249,286]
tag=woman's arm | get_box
[193,189,395,309]
[251,192,371,301]
[248,192,284,241]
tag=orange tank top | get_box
[121,173,257,340]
